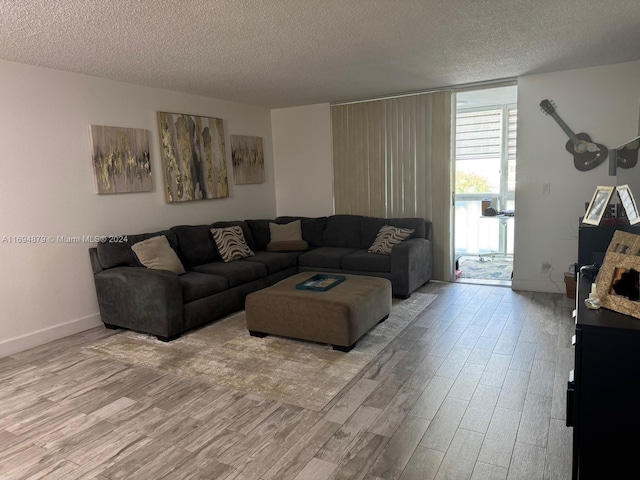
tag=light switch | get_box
[542,182,551,195]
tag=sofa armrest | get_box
[93,267,184,338]
[390,238,433,298]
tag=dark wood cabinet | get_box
[578,221,640,268]
[569,275,640,479]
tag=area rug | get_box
[83,292,436,411]
[459,255,513,280]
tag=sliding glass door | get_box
[454,85,517,282]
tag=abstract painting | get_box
[156,112,229,203]
[90,125,152,194]
[231,134,264,184]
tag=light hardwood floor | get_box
[0,281,574,479]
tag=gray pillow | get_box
[368,225,414,255]
[269,220,302,242]
[211,226,255,262]
[268,220,308,251]
[131,235,186,274]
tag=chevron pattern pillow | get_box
[368,225,414,255]
[211,226,255,262]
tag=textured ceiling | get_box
[1,0,639,108]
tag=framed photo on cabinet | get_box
[583,185,615,225]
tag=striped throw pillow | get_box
[368,225,414,255]
[211,226,255,262]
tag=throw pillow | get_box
[269,220,303,242]
[211,225,255,262]
[368,225,414,255]
[131,235,186,274]
[267,220,308,251]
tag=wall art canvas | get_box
[90,125,152,194]
[156,112,229,203]
[231,134,264,184]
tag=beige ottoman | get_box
[245,272,392,352]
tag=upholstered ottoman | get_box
[245,272,392,352]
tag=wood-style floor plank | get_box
[0,281,575,479]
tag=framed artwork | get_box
[156,112,229,203]
[617,184,640,225]
[583,185,615,225]
[230,135,264,184]
[596,231,640,319]
[89,125,151,194]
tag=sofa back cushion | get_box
[171,225,220,267]
[323,215,364,248]
[245,219,274,251]
[97,230,178,269]
[360,217,427,249]
[276,216,328,247]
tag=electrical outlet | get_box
[540,261,551,273]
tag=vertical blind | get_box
[331,91,453,281]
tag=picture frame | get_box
[595,230,640,319]
[156,111,229,203]
[89,125,152,194]
[616,184,640,225]
[583,185,615,225]
[230,134,265,184]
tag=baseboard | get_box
[511,278,565,294]
[0,313,102,358]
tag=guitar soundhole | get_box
[574,142,587,153]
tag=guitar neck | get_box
[550,111,580,145]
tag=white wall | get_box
[271,103,334,216]
[513,60,640,292]
[0,60,276,356]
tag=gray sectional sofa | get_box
[89,214,433,341]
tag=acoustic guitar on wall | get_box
[616,138,639,169]
[539,99,608,171]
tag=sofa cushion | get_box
[211,221,256,251]
[192,260,267,288]
[171,225,220,267]
[297,246,359,269]
[368,225,414,255]
[322,215,364,248]
[245,219,274,251]
[360,217,426,248]
[341,250,391,273]
[267,240,309,252]
[242,251,298,275]
[211,226,255,262]
[276,216,328,247]
[131,235,186,274]
[179,272,229,302]
[97,230,178,269]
